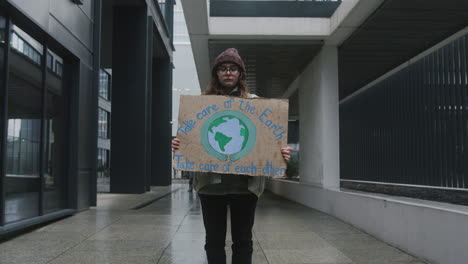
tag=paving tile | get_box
[263,247,354,264]
[157,248,208,264]
[48,250,160,264]
[0,236,77,264]
[253,222,312,232]
[355,261,427,264]
[172,231,206,241]
[0,184,426,264]
[255,231,333,250]
[72,239,168,257]
[0,250,60,264]
[341,247,416,263]
[12,229,89,242]
[88,225,177,241]
[112,214,185,226]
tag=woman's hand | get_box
[171,138,180,152]
[280,147,293,162]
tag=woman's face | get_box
[216,63,240,89]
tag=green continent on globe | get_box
[214,132,232,152]
[240,127,249,149]
[208,116,234,133]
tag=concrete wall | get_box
[297,46,340,188]
[267,179,468,264]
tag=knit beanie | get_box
[213,48,246,73]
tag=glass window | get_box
[173,0,190,44]
[46,52,52,70]
[159,0,166,19]
[98,108,110,139]
[0,15,6,86]
[5,24,43,224]
[43,48,67,213]
[0,16,5,43]
[10,29,42,66]
[0,17,5,179]
[99,69,110,100]
[3,23,69,221]
[97,148,110,192]
[55,61,62,77]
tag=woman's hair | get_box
[204,68,250,99]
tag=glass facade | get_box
[97,148,110,192]
[157,0,174,39]
[5,25,44,223]
[173,2,189,44]
[99,69,110,100]
[43,48,67,214]
[97,69,111,193]
[1,22,69,224]
[0,15,5,226]
[158,0,166,19]
[98,108,109,139]
[10,32,41,65]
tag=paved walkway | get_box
[0,184,427,264]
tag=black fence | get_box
[340,34,468,189]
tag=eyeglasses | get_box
[217,66,239,73]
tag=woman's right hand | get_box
[171,138,180,152]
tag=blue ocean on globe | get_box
[207,116,249,155]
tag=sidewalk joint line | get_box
[131,187,182,210]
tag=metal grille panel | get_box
[340,35,468,189]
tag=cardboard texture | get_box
[174,95,289,177]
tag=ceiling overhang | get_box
[208,39,323,98]
[339,0,468,100]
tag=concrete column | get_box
[151,58,173,186]
[110,6,149,193]
[299,46,340,189]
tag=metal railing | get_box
[340,34,468,189]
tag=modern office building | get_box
[97,68,111,192]
[171,0,201,138]
[182,0,468,263]
[0,0,174,236]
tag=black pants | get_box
[199,193,258,264]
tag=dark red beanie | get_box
[213,48,246,73]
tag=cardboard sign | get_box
[174,95,289,177]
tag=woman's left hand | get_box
[280,147,293,162]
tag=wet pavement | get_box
[0,184,427,264]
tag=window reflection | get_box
[0,16,5,86]
[99,69,110,100]
[10,31,42,65]
[6,119,41,177]
[5,24,43,223]
[0,16,5,38]
[43,48,66,213]
[98,108,110,139]
[158,0,166,19]
[97,148,110,192]
[173,0,190,44]
[47,49,63,77]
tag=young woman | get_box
[172,48,292,264]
